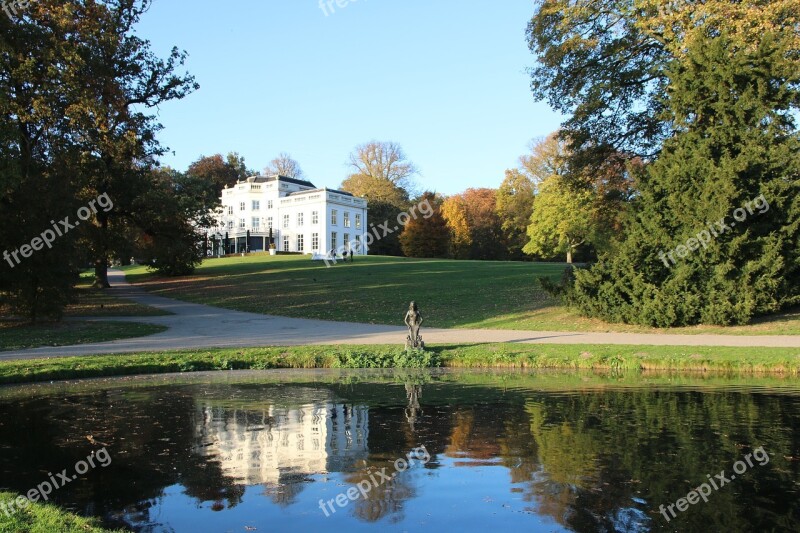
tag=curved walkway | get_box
[3,269,800,361]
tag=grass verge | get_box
[0,321,167,352]
[0,492,120,533]
[1,344,798,385]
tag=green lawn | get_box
[0,321,167,352]
[0,492,120,533]
[0,344,798,385]
[123,255,800,335]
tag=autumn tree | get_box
[527,0,800,171]
[496,169,535,259]
[264,152,304,179]
[341,141,417,208]
[399,192,450,258]
[441,196,471,259]
[187,153,250,198]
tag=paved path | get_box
[3,270,800,360]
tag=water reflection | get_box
[195,402,369,486]
[0,370,798,532]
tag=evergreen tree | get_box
[565,32,800,326]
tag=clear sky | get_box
[134,0,564,195]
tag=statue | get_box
[404,301,425,350]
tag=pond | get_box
[0,369,799,532]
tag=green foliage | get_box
[331,348,441,369]
[496,169,535,259]
[363,200,404,256]
[524,173,596,263]
[1,344,798,386]
[565,32,800,326]
[0,0,198,314]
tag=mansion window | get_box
[283,236,289,251]
[331,232,337,251]
[297,234,304,253]
[267,200,273,210]
[297,212,304,226]
[240,202,246,211]
[252,200,260,211]
[239,218,246,229]
[344,212,350,228]
[283,215,290,229]
[355,214,361,229]
[312,211,319,225]
[331,209,338,225]
[227,206,233,215]
[252,217,260,230]
[312,232,319,251]
[267,217,273,229]
[344,233,350,251]
[228,221,233,229]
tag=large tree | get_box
[187,152,250,199]
[527,0,799,170]
[442,189,509,261]
[0,0,198,318]
[520,134,633,262]
[399,192,450,258]
[523,174,595,264]
[264,152,304,179]
[340,141,417,208]
[496,169,535,260]
[565,30,800,326]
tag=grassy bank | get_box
[0,492,119,533]
[0,321,167,352]
[122,255,800,335]
[1,344,799,385]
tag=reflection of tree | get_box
[521,391,800,532]
[345,464,416,523]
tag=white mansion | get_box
[209,175,369,256]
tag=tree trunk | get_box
[566,250,573,264]
[93,258,110,288]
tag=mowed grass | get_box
[0,321,167,352]
[123,255,800,334]
[0,491,121,533]
[1,344,799,386]
[124,255,565,328]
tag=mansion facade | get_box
[209,175,369,256]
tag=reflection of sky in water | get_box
[0,371,798,532]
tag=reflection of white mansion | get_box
[209,175,369,255]
[195,403,369,485]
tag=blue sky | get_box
[135,0,563,195]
